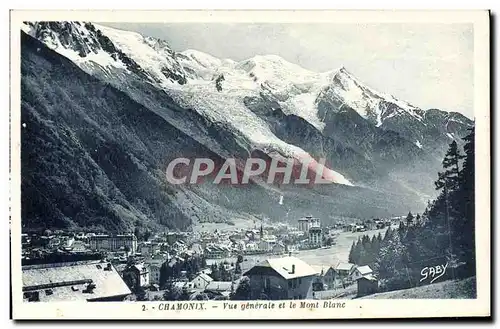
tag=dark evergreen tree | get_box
[456,127,476,275]
[231,276,252,300]
[383,226,393,243]
[348,241,356,264]
[210,263,219,281]
[406,211,414,225]
[435,141,465,192]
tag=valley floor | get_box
[206,225,394,273]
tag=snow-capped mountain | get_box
[22,21,188,85]
[19,22,474,231]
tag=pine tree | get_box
[383,226,393,243]
[435,141,465,192]
[348,241,356,264]
[351,238,364,265]
[232,276,252,300]
[460,127,475,220]
[406,211,414,225]
[375,231,410,291]
[456,127,476,274]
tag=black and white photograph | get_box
[9,9,490,319]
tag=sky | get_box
[103,23,474,118]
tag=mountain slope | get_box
[21,31,226,231]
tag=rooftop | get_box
[244,256,318,280]
[335,262,355,271]
[356,265,373,275]
[195,273,213,283]
[205,281,232,292]
[357,273,377,281]
[310,265,334,276]
[22,260,131,301]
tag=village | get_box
[20,215,402,302]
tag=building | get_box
[335,263,356,283]
[258,236,277,253]
[205,281,233,299]
[311,265,336,290]
[297,218,309,233]
[139,242,154,256]
[89,234,137,254]
[298,215,320,233]
[205,244,231,259]
[243,256,318,300]
[351,265,374,281]
[272,242,286,254]
[148,263,162,285]
[22,260,131,302]
[164,232,188,245]
[356,274,378,297]
[308,227,322,247]
[191,273,213,290]
[122,263,150,290]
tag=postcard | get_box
[9,9,490,319]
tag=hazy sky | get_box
[103,23,474,118]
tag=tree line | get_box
[349,127,475,292]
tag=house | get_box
[200,268,212,276]
[205,281,233,299]
[22,260,131,302]
[171,241,187,255]
[235,240,247,252]
[258,239,272,252]
[139,242,153,256]
[272,242,286,254]
[191,273,214,290]
[245,242,259,254]
[351,265,374,281]
[191,243,204,255]
[148,263,162,285]
[243,256,318,300]
[122,263,150,290]
[285,244,299,253]
[311,265,336,290]
[356,274,378,297]
[335,262,356,282]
